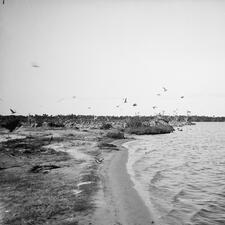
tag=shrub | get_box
[100,123,112,130]
[125,117,142,128]
[2,119,21,132]
[48,122,65,128]
[106,130,124,139]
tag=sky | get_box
[0,0,225,116]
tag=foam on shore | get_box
[123,139,159,225]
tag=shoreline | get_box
[0,128,157,225]
[94,138,156,225]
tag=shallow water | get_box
[125,123,225,225]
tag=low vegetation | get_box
[125,117,174,135]
[0,133,99,225]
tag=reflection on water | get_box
[125,123,225,225]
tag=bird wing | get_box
[10,109,15,113]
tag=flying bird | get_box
[57,98,66,103]
[10,108,16,114]
[157,93,161,96]
[162,87,167,92]
[152,106,157,109]
[132,103,137,107]
[116,105,120,108]
[88,107,91,109]
[31,63,40,68]
[72,96,76,99]
[187,110,191,116]
[180,96,184,99]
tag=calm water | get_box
[124,123,225,225]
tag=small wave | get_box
[150,171,165,184]
[172,189,186,203]
[127,123,225,225]
[190,205,225,225]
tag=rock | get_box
[126,123,174,135]
[105,130,125,139]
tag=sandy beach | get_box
[95,139,156,225]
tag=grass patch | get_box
[0,130,100,225]
[0,166,98,225]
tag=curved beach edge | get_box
[93,139,156,225]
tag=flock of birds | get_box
[3,85,188,119]
[1,61,189,120]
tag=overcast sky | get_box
[0,0,225,116]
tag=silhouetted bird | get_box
[133,103,137,107]
[10,108,16,114]
[181,96,184,99]
[2,119,21,132]
[31,63,40,68]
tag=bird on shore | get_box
[95,157,104,164]
[152,106,157,110]
[124,98,127,103]
[10,108,16,114]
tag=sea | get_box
[124,122,225,225]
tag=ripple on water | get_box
[127,123,225,225]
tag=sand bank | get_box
[94,139,156,225]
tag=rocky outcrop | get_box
[125,117,174,135]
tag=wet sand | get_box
[94,139,156,225]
